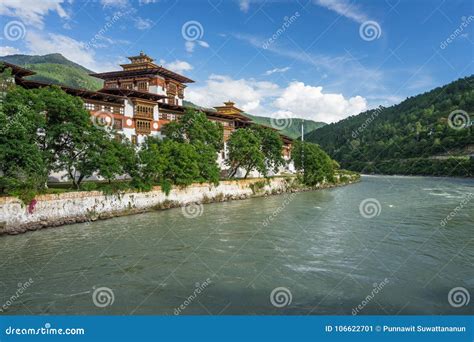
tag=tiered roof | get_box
[90,51,194,84]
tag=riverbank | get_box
[0,173,360,235]
[343,157,473,178]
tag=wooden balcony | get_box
[135,119,151,135]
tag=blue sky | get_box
[0,0,473,123]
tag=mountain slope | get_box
[0,53,102,90]
[305,75,474,176]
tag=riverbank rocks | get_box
[0,174,360,236]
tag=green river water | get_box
[0,175,472,315]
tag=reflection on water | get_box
[0,175,472,315]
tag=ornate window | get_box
[137,81,148,91]
[135,104,154,119]
[135,119,151,134]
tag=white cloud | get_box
[264,67,290,76]
[24,31,119,72]
[0,46,23,56]
[239,0,250,12]
[313,0,368,24]
[159,59,193,74]
[187,74,280,113]
[187,75,367,123]
[0,0,68,28]
[134,17,153,30]
[185,40,209,53]
[139,0,159,4]
[185,41,195,53]
[274,82,367,123]
[101,0,129,8]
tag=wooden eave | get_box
[90,67,194,84]
[98,88,168,101]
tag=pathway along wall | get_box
[0,175,359,235]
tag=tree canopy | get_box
[226,126,285,178]
[291,141,335,186]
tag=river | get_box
[0,175,472,315]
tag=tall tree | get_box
[0,81,48,199]
[292,141,334,185]
[226,128,265,178]
[163,108,223,184]
[251,125,285,174]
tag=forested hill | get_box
[305,75,474,177]
[0,53,102,90]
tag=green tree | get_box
[135,137,200,194]
[291,141,334,186]
[226,128,265,178]
[95,136,138,183]
[163,108,223,184]
[31,86,111,189]
[134,136,167,190]
[0,83,48,200]
[251,125,285,174]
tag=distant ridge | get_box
[0,53,102,90]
